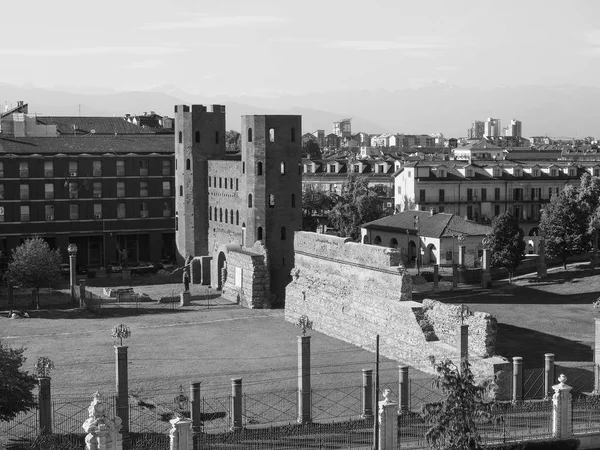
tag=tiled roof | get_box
[0,135,173,155]
[36,116,155,135]
[362,211,491,238]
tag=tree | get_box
[484,212,525,282]
[302,140,322,159]
[302,188,335,218]
[226,130,241,153]
[421,358,493,450]
[578,173,600,256]
[327,175,386,241]
[539,185,591,269]
[0,341,37,422]
[7,236,61,309]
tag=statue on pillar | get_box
[82,392,123,450]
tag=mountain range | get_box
[0,82,598,139]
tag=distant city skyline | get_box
[1,0,599,96]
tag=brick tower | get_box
[174,104,226,264]
[241,115,302,306]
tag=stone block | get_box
[180,292,191,306]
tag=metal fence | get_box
[573,397,600,435]
[409,377,444,412]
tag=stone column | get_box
[433,264,439,290]
[189,382,201,433]
[544,353,555,400]
[458,245,466,268]
[68,243,78,304]
[512,357,523,403]
[115,346,130,450]
[481,248,492,289]
[378,391,398,450]
[398,366,409,414]
[231,378,242,431]
[595,318,600,394]
[38,377,52,433]
[169,417,193,450]
[179,292,191,306]
[361,369,373,419]
[538,237,547,278]
[297,335,312,424]
[458,324,469,363]
[552,374,573,439]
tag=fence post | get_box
[378,390,398,450]
[189,382,201,433]
[297,335,312,424]
[231,378,242,431]
[595,318,600,394]
[115,345,130,450]
[38,377,52,433]
[398,366,409,414]
[512,357,523,402]
[551,374,573,438]
[361,369,373,419]
[458,324,469,363]
[433,264,439,290]
[169,417,193,450]
[544,353,555,400]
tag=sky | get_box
[1,0,600,96]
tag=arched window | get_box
[179,185,183,196]
[257,226,263,240]
[209,177,212,187]
[230,178,233,189]
[281,227,286,240]
[219,208,222,222]
[269,194,275,207]
[178,131,182,144]
[242,162,245,174]
[248,194,253,208]
[195,131,200,143]
[247,128,253,142]
[209,208,212,220]
[214,207,217,220]
[269,128,275,142]
[230,210,233,223]
[257,161,263,176]
[224,178,228,189]
[280,161,286,175]
[291,194,296,208]
[186,159,191,170]
[298,163,302,175]
[236,210,239,225]
[390,238,398,249]
[215,131,220,144]
[291,127,296,142]
[374,236,382,246]
[225,210,228,223]
[219,177,222,188]
[213,176,217,187]
[235,179,239,190]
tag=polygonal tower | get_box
[241,115,303,306]
[174,104,226,264]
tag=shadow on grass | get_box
[495,323,592,369]
[4,306,191,320]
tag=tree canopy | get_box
[485,212,525,282]
[7,236,61,291]
[539,184,591,269]
[0,341,37,422]
[226,130,241,153]
[302,139,322,159]
[327,175,386,241]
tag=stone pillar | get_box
[7,281,13,307]
[458,245,466,268]
[538,237,547,278]
[595,318,600,394]
[82,392,123,450]
[378,391,398,450]
[79,279,86,308]
[297,335,311,424]
[68,243,78,304]
[433,264,439,290]
[179,292,191,307]
[115,346,130,450]
[458,324,469,363]
[544,353,555,400]
[398,366,409,414]
[231,378,242,431]
[552,374,573,439]
[481,248,492,289]
[190,257,202,285]
[512,357,523,403]
[38,377,52,433]
[189,382,201,433]
[169,417,193,450]
[361,369,373,419]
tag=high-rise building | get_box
[510,119,522,138]
[468,121,485,139]
[333,118,351,138]
[484,118,501,137]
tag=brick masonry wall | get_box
[222,249,270,308]
[421,299,497,357]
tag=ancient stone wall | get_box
[421,299,497,357]
[222,249,270,309]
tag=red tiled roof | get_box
[36,116,155,135]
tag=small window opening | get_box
[257,162,263,176]
[291,128,296,142]
[269,128,275,142]
[178,131,182,143]
[257,227,263,240]
[248,128,253,142]
[195,131,200,143]
[291,194,296,207]
[186,159,191,170]
[281,227,286,240]
[280,161,286,175]
[248,194,253,208]
[269,194,275,208]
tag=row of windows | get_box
[246,193,297,208]
[414,187,562,203]
[2,181,174,200]
[1,203,173,222]
[246,127,296,144]
[178,131,220,145]
[209,176,239,190]
[2,160,171,178]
